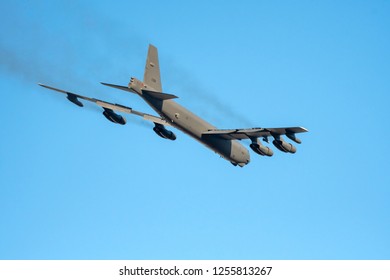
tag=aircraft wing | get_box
[203,127,308,140]
[38,83,170,125]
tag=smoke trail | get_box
[0,2,151,128]
[163,61,254,127]
[0,2,144,89]
[1,1,253,129]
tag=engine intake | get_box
[153,123,176,140]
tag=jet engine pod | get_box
[272,139,296,153]
[249,140,273,157]
[153,123,176,140]
[286,133,302,144]
[66,93,83,107]
[102,108,126,125]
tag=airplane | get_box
[38,44,308,167]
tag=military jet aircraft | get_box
[39,44,308,167]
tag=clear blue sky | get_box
[1,0,389,259]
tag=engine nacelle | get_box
[102,108,126,125]
[66,93,83,107]
[272,139,296,153]
[250,143,273,157]
[286,133,302,144]
[153,123,176,140]
[249,138,273,157]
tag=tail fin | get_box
[144,44,162,92]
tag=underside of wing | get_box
[203,126,308,156]
[38,83,169,126]
[203,127,308,140]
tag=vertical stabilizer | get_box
[144,44,162,92]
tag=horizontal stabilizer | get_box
[141,89,178,100]
[101,82,135,93]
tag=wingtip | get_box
[38,83,49,89]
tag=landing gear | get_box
[231,162,245,167]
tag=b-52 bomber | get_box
[39,44,308,167]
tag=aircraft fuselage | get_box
[136,84,250,167]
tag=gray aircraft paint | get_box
[38,44,308,167]
[126,45,250,166]
[140,87,250,166]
